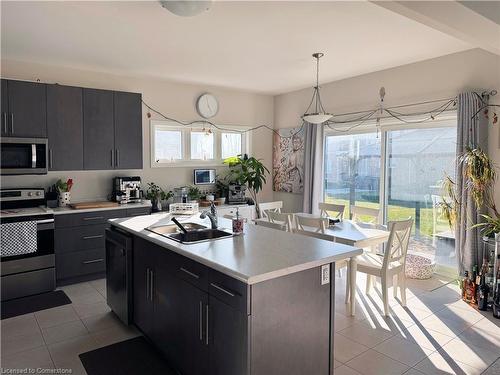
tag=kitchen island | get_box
[107,213,362,375]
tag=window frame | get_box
[150,120,251,168]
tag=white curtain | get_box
[302,123,325,214]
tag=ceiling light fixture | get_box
[302,53,333,125]
[159,1,212,17]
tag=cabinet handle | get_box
[150,269,154,302]
[83,216,104,221]
[49,149,53,169]
[210,283,236,297]
[111,149,114,167]
[180,267,199,279]
[82,235,103,240]
[115,149,119,167]
[146,268,150,303]
[82,258,104,264]
[199,301,203,341]
[205,304,209,346]
[10,113,14,134]
[2,113,6,134]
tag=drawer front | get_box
[126,207,151,217]
[209,269,249,314]
[55,224,107,253]
[56,248,106,280]
[55,209,127,228]
[172,253,209,291]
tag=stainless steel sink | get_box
[146,223,233,244]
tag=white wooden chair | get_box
[294,228,350,304]
[295,215,328,234]
[258,201,283,219]
[267,211,294,232]
[318,203,345,219]
[255,219,287,231]
[350,206,380,224]
[354,218,413,316]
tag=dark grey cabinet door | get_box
[83,88,114,170]
[7,80,47,138]
[209,296,248,375]
[47,85,83,171]
[133,237,156,338]
[1,80,8,136]
[114,91,142,169]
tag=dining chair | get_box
[294,228,350,304]
[267,211,294,232]
[318,203,345,219]
[352,218,413,316]
[255,219,288,231]
[258,201,283,219]
[295,215,328,234]
[350,206,380,224]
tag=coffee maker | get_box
[112,177,142,204]
[227,184,247,205]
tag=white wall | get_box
[273,48,500,212]
[0,60,274,202]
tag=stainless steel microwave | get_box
[1,137,48,175]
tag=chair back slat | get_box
[295,215,328,234]
[294,228,332,241]
[383,218,413,269]
[256,220,287,231]
[258,201,283,219]
[318,203,345,219]
[350,206,380,224]
[267,211,294,232]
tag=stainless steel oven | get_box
[1,137,48,175]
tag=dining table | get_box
[254,213,391,316]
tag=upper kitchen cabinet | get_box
[83,88,115,170]
[114,91,142,169]
[47,84,84,171]
[1,79,47,138]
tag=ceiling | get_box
[1,1,472,94]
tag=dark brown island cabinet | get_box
[108,232,336,375]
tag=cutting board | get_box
[70,201,120,210]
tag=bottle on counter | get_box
[493,284,500,319]
[463,271,476,304]
[461,271,468,301]
[477,273,490,311]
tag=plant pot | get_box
[58,192,71,207]
[216,197,226,204]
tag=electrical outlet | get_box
[321,264,330,285]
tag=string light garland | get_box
[142,88,497,139]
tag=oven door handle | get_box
[36,219,55,231]
[36,219,54,224]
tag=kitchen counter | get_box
[110,212,362,284]
[52,201,151,215]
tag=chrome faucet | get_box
[200,201,218,229]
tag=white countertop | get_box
[52,202,152,215]
[109,213,362,285]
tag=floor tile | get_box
[334,359,343,368]
[419,314,472,337]
[59,282,95,298]
[458,320,500,353]
[403,369,426,375]
[414,351,486,375]
[35,305,80,329]
[373,335,435,367]
[41,319,89,345]
[438,337,500,370]
[434,305,484,326]
[335,365,363,375]
[339,320,395,347]
[47,335,98,367]
[335,313,359,332]
[81,311,124,333]
[1,345,54,371]
[1,312,40,338]
[395,324,455,351]
[72,300,111,319]
[90,324,141,348]
[68,290,106,305]
[1,330,45,356]
[334,333,370,363]
[346,349,409,375]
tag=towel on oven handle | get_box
[0,221,37,257]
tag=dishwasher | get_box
[105,227,133,325]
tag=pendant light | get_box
[302,53,333,124]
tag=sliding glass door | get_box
[324,119,457,273]
[386,126,457,270]
[324,132,381,218]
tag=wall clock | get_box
[196,93,219,119]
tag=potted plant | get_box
[161,190,174,209]
[187,185,202,203]
[215,173,236,204]
[146,182,163,212]
[224,154,269,217]
[55,178,73,207]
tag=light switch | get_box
[321,264,330,285]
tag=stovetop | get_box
[0,206,53,219]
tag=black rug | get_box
[79,336,175,375]
[1,290,72,319]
